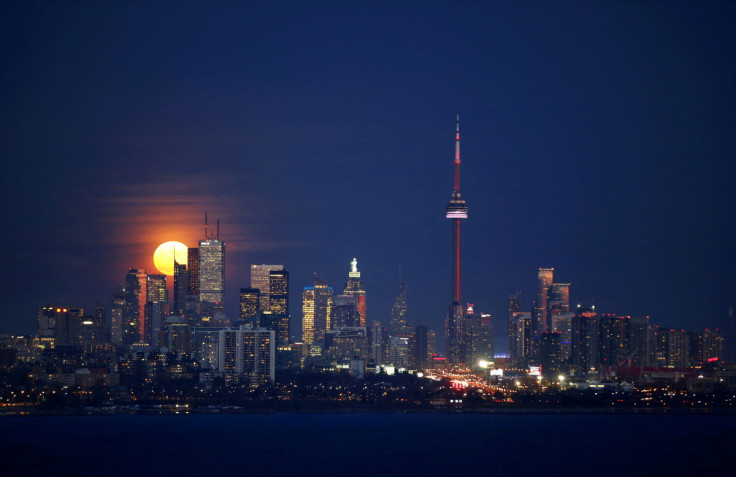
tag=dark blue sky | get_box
[2,2,735,350]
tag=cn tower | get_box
[445,114,468,366]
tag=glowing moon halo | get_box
[153,241,188,276]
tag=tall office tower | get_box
[343,258,367,326]
[79,308,104,351]
[370,320,388,366]
[123,269,147,344]
[533,268,554,335]
[218,327,275,385]
[250,265,284,311]
[173,262,188,315]
[55,306,84,347]
[333,295,358,328]
[269,269,290,345]
[627,316,652,368]
[551,312,574,362]
[95,304,108,345]
[547,283,570,323]
[598,315,629,370]
[239,288,260,326]
[445,115,469,366]
[462,305,494,369]
[509,312,533,366]
[507,293,521,351]
[111,293,125,345]
[686,331,704,367]
[36,306,57,349]
[199,238,225,314]
[507,294,523,365]
[570,306,598,376]
[540,332,563,379]
[146,274,168,345]
[414,325,429,369]
[187,247,199,297]
[301,275,333,348]
[389,282,408,337]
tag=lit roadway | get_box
[423,368,512,398]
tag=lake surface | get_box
[2,411,735,476]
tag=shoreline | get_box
[3,405,735,417]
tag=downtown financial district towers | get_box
[35,250,486,385]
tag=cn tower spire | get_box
[454,112,461,192]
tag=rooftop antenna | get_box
[217,219,220,241]
[205,212,209,239]
[398,264,403,286]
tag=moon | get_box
[153,241,188,276]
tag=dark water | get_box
[2,412,736,476]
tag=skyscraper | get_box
[250,265,284,311]
[332,295,358,328]
[199,238,225,314]
[534,268,555,335]
[239,288,260,326]
[111,292,125,346]
[146,274,168,345]
[462,306,494,369]
[547,282,570,325]
[445,115,468,366]
[343,258,366,327]
[302,274,333,349]
[187,247,199,297]
[390,282,408,337]
[571,306,598,376]
[124,268,147,344]
[269,268,290,345]
[173,261,188,315]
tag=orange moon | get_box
[153,241,188,276]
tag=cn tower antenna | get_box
[454,112,461,192]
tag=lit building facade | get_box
[198,238,225,313]
[302,275,333,348]
[173,261,188,315]
[390,282,408,337]
[343,258,366,327]
[250,264,283,311]
[269,269,290,345]
[534,268,554,335]
[124,268,147,344]
[332,295,358,328]
[217,327,275,385]
[187,247,199,297]
[146,274,168,345]
[570,306,598,376]
[239,288,260,326]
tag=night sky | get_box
[2,2,735,351]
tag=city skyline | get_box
[2,3,735,342]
